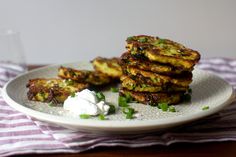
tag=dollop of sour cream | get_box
[63,89,110,116]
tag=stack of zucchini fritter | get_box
[119,35,200,105]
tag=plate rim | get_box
[2,62,235,131]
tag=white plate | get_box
[2,62,235,134]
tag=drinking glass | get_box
[0,29,27,88]
[0,29,27,82]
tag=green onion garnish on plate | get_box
[118,96,129,107]
[96,92,105,101]
[79,114,91,119]
[98,114,106,120]
[110,87,119,93]
[158,103,169,112]
[202,106,209,110]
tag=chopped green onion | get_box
[130,84,135,90]
[79,114,91,119]
[122,107,135,114]
[39,92,46,99]
[108,104,116,114]
[125,93,133,103]
[126,113,134,119]
[159,39,165,43]
[110,87,119,93]
[138,37,147,43]
[169,105,176,112]
[158,103,169,112]
[65,79,74,86]
[141,84,148,88]
[127,36,134,41]
[70,92,76,97]
[202,106,209,110]
[118,96,129,107]
[122,107,135,119]
[183,93,191,102]
[98,114,106,120]
[96,92,105,101]
[152,39,165,46]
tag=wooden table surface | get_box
[18,142,236,157]
[21,65,236,157]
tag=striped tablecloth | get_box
[0,58,236,157]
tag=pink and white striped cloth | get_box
[0,58,236,157]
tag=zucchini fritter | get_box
[126,35,200,69]
[26,78,88,103]
[121,75,188,93]
[91,57,122,78]
[126,66,192,87]
[119,88,183,105]
[58,66,111,86]
[121,52,192,75]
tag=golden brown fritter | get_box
[119,88,183,105]
[120,52,193,75]
[58,66,111,86]
[125,66,192,87]
[126,35,200,69]
[121,75,188,93]
[91,57,122,79]
[26,78,88,103]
